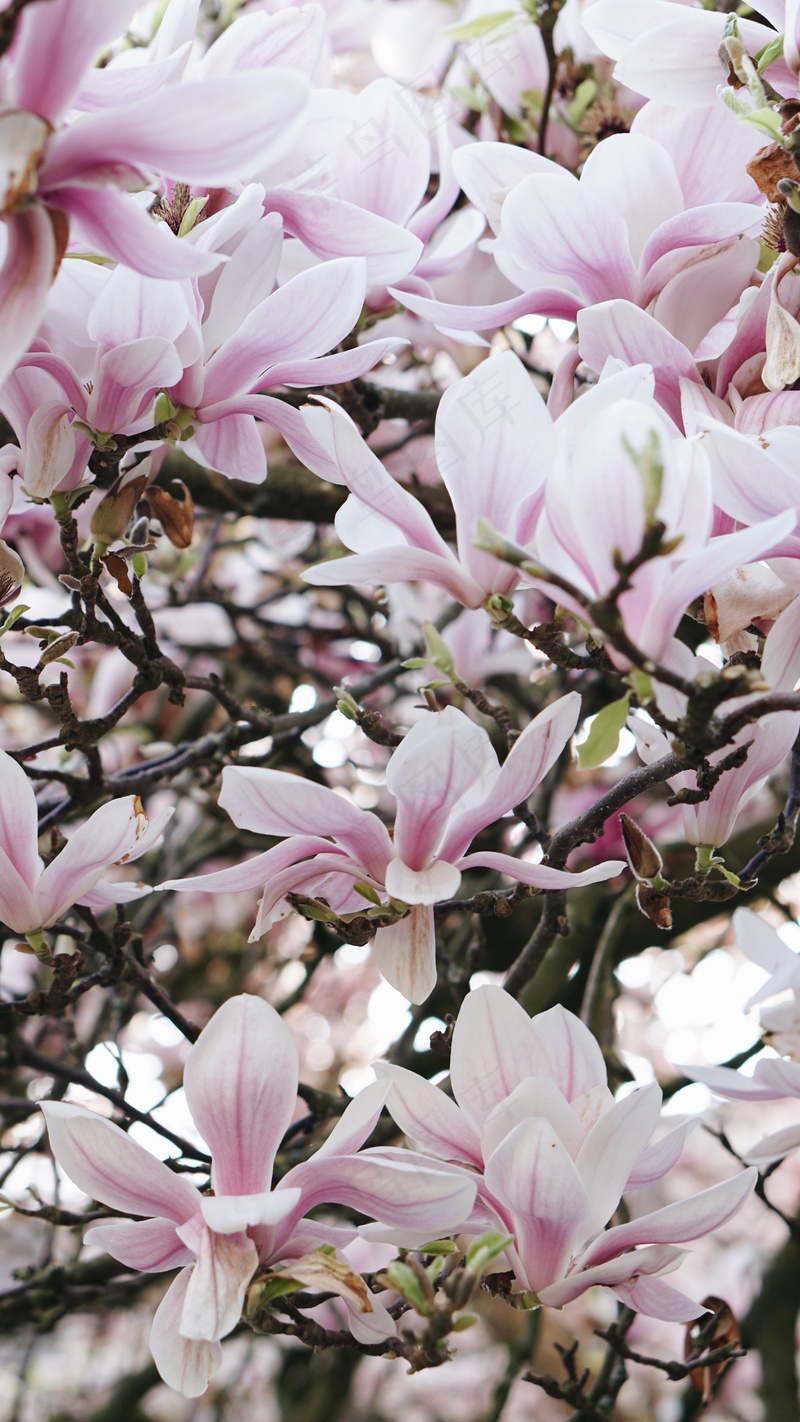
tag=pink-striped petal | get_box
[450,986,553,1125]
[0,748,40,890]
[177,1222,258,1341]
[374,1064,482,1166]
[41,1102,199,1222]
[579,1170,757,1271]
[0,207,57,388]
[456,852,627,889]
[56,186,221,278]
[10,0,140,124]
[183,995,298,1196]
[84,1217,193,1272]
[36,796,154,927]
[150,1269,222,1398]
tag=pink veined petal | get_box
[314,1079,393,1158]
[575,1083,663,1235]
[387,706,498,871]
[55,186,222,279]
[41,74,310,189]
[374,1064,483,1166]
[483,1118,592,1294]
[150,1268,223,1398]
[336,79,431,226]
[84,1217,193,1272]
[532,1004,608,1103]
[285,1150,477,1233]
[456,852,627,889]
[434,351,555,590]
[577,301,701,427]
[249,852,371,941]
[183,995,299,1196]
[264,337,407,390]
[0,748,41,889]
[201,258,367,405]
[579,1169,757,1272]
[88,338,184,434]
[0,842,46,933]
[218,765,392,880]
[0,207,57,389]
[372,904,437,1004]
[648,238,759,355]
[579,132,684,267]
[41,1102,200,1221]
[199,1189,302,1234]
[76,44,193,112]
[537,1242,688,1308]
[442,694,581,859]
[261,190,423,285]
[303,546,486,608]
[160,836,339,895]
[302,398,452,558]
[177,1223,258,1342]
[384,855,462,906]
[200,6,326,79]
[35,796,153,927]
[23,400,76,499]
[10,0,140,124]
[612,1273,706,1323]
[389,283,583,333]
[613,15,773,106]
[481,1076,587,1162]
[450,986,553,1126]
[190,411,266,484]
[226,393,345,484]
[625,1119,698,1189]
[500,172,638,306]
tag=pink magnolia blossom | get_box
[630,595,800,849]
[0,748,172,935]
[391,129,761,352]
[161,698,624,1002]
[683,910,800,1165]
[42,995,477,1396]
[374,986,756,1320]
[582,0,792,105]
[0,0,310,384]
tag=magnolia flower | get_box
[630,595,800,850]
[43,995,477,1396]
[0,0,310,384]
[161,697,625,1002]
[0,748,171,936]
[375,986,756,1320]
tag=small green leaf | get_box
[401,657,428,669]
[756,33,784,74]
[452,1313,479,1331]
[353,881,383,907]
[177,195,208,237]
[416,1239,458,1256]
[569,77,598,125]
[576,694,631,770]
[717,865,742,888]
[447,84,488,113]
[627,669,654,703]
[465,1230,514,1271]
[384,1260,434,1316]
[0,604,30,636]
[739,106,784,142]
[441,10,517,40]
[422,621,457,681]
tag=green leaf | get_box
[717,865,742,888]
[441,10,517,40]
[353,881,383,907]
[422,621,457,681]
[384,1260,433,1316]
[452,1313,479,1331]
[0,604,30,636]
[739,106,785,142]
[465,1230,514,1271]
[576,694,631,770]
[568,77,598,125]
[627,669,654,703]
[416,1239,458,1256]
[447,84,488,113]
[756,33,784,74]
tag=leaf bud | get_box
[619,813,663,881]
[635,883,673,931]
[90,470,149,546]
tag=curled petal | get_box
[150,1269,222,1398]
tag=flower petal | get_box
[41,1102,199,1222]
[84,1217,193,1272]
[177,1223,258,1341]
[450,986,553,1125]
[183,995,298,1195]
[374,1064,482,1166]
[150,1269,222,1398]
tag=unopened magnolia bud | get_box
[636,883,672,931]
[90,471,149,546]
[39,632,79,665]
[619,813,663,881]
[0,540,24,606]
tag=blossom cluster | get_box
[3,0,800,1414]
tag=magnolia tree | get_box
[5,0,800,1418]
